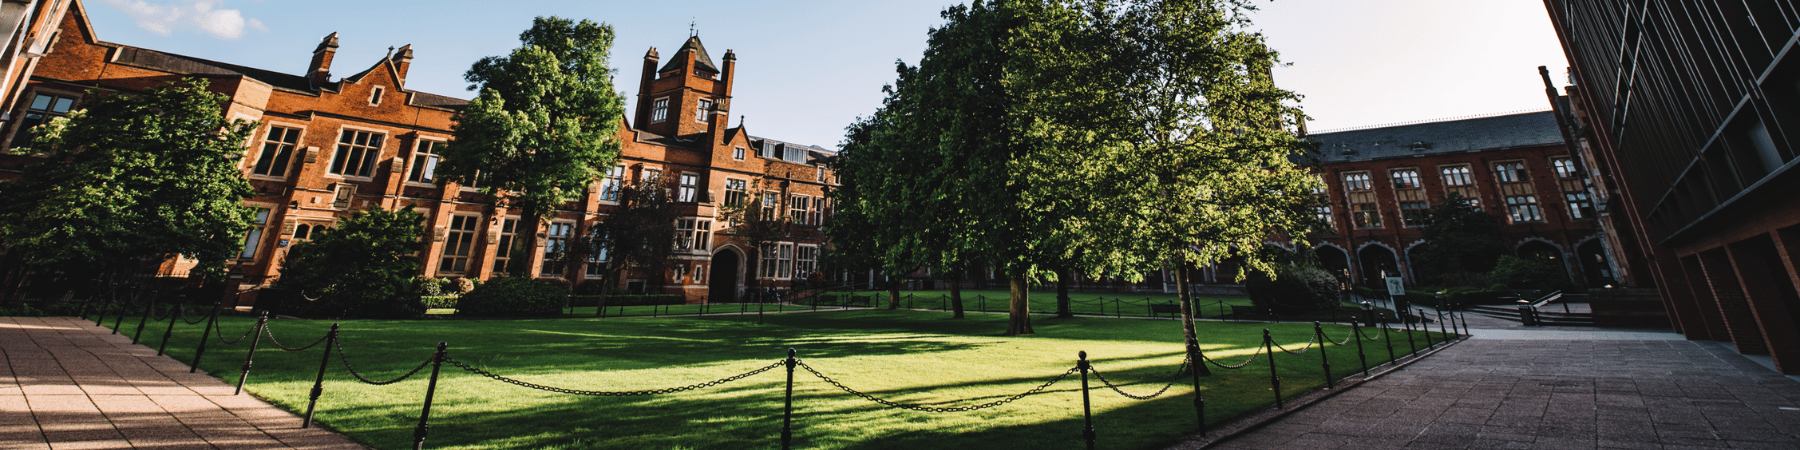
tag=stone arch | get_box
[708,244,747,303]
[1356,244,1400,287]
[1313,244,1351,285]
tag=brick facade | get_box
[0,2,835,304]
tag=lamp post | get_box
[1361,300,1375,327]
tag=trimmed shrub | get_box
[575,280,610,295]
[455,277,565,317]
[1245,263,1342,313]
[414,277,448,296]
[543,278,574,292]
[422,295,459,309]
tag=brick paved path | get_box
[1207,331,1800,449]
[1,316,365,449]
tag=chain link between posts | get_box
[213,317,256,344]
[1088,357,1190,400]
[334,338,432,385]
[799,360,1077,413]
[263,325,328,352]
[1272,333,1318,355]
[447,359,785,396]
[1202,345,1264,369]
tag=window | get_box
[542,222,574,277]
[679,173,698,202]
[676,218,711,251]
[252,126,301,178]
[789,195,811,224]
[369,87,384,106]
[1342,172,1372,191]
[724,179,747,207]
[439,215,480,274]
[293,224,317,241]
[1311,175,1327,195]
[1506,195,1543,222]
[696,99,713,123]
[762,141,779,159]
[1440,164,1480,209]
[492,218,519,275]
[240,208,271,259]
[734,147,745,160]
[1400,201,1430,227]
[817,167,827,182]
[761,192,779,218]
[795,245,817,279]
[600,165,625,202]
[1566,192,1594,219]
[1551,157,1578,178]
[10,92,77,148]
[1344,171,1380,229]
[1352,203,1382,229]
[408,140,443,184]
[1390,169,1421,189]
[651,98,670,123]
[811,198,827,225]
[585,233,608,278]
[785,144,806,163]
[1494,161,1528,183]
[330,129,384,177]
[760,245,781,279]
[1441,165,1474,186]
[1312,205,1334,230]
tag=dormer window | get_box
[696,99,713,123]
[369,87,384,106]
[651,98,670,123]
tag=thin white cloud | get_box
[101,0,265,40]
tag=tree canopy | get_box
[574,177,679,312]
[276,206,427,318]
[1413,193,1509,286]
[0,78,256,287]
[443,16,628,263]
[830,0,1318,337]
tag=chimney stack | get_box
[308,32,339,90]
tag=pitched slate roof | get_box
[107,43,467,109]
[752,135,836,165]
[1304,110,1564,163]
[657,36,718,74]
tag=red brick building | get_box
[0,1,834,303]
[1298,110,1620,290]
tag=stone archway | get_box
[1357,246,1399,288]
[1577,239,1614,287]
[709,250,741,303]
[1315,245,1351,283]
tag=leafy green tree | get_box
[443,16,628,273]
[0,78,256,299]
[719,172,791,316]
[275,206,427,319]
[1413,193,1508,286]
[573,178,679,315]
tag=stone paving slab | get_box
[0,316,365,450]
[1201,337,1800,449]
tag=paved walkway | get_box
[1,316,365,449]
[1207,326,1800,449]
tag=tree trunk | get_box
[1055,268,1073,318]
[1005,275,1033,336]
[949,269,965,319]
[520,201,544,280]
[887,275,901,310]
[1175,261,1211,376]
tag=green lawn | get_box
[813,289,1253,318]
[97,307,1448,450]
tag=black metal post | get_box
[1315,322,1333,389]
[1403,314,1418,356]
[1079,351,1096,450]
[1265,329,1283,408]
[303,323,339,428]
[782,348,797,450]
[1380,320,1396,366]
[156,295,183,356]
[234,311,269,395]
[1352,321,1369,376]
[191,303,220,373]
[111,290,131,334]
[1420,309,1434,347]
[1437,310,1450,338]
[132,291,158,344]
[413,342,447,450]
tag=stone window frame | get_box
[248,121,308,181]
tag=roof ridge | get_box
[1310,108,1553,134]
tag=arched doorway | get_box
[1517,241,1572,286]
[1315,246,1351,283]
[1358,246,1398,287]
[709,250,740,303]
[1576,240,1614,287]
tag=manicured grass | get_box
[815,289,1252,318]
[94,306,1449,450]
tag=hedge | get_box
[568,294,684,307]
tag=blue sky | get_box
[85,0,1569,149]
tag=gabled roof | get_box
[1304,110,1564,163]
[657,36,718,74]
[110,46,312,92]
